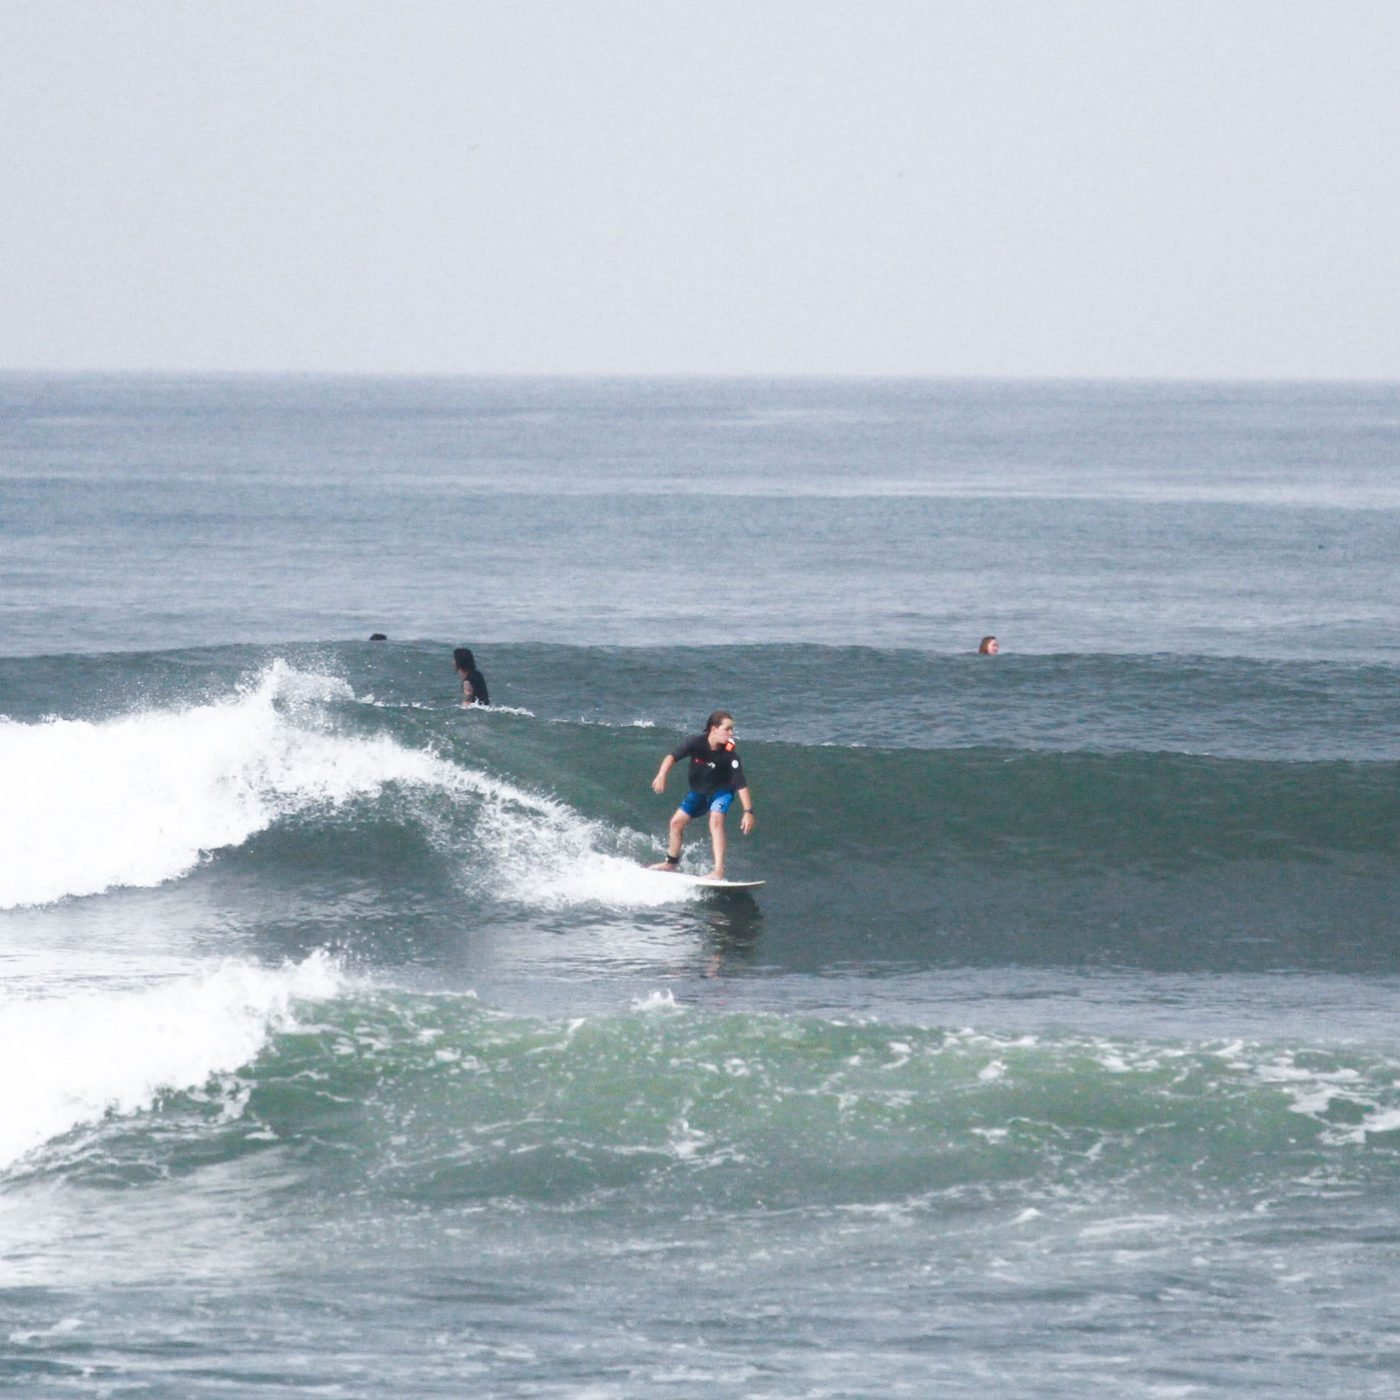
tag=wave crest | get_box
[0,663,454,908]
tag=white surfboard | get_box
[646,869,765,891]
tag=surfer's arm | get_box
[737,785,755,833]
[652,754,676,794]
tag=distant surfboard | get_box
[646,869,765,891]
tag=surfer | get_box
[978,635,999,655]
[453,647,490,706]
[650,710,756,880]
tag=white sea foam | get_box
[472,797,700,910]
[0,952,344,1172]
[493,850,702,910]
[0,662,464,909]
[632,989,681,1013]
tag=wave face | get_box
[3,647,1397,977]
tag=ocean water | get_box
[3,374,1400,1396]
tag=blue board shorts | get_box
[679,789,736,817]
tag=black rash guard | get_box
[671,733,746,796]
[461,668,490,705]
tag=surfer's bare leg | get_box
[704,808,728,880]
[650,809,691,870]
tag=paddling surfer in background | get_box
[650,710,756,880]
[453,647,490,706]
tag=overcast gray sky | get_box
[3,1,1398,378]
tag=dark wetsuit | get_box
[460,669,490,705]
[671,733,746,799]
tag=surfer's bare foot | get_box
[701,870,724,881]
[649,859,681,871]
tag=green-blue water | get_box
[3,376,1400,1396]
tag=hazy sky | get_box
[3,1,1398,378]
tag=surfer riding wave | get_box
[650,710,756,881]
